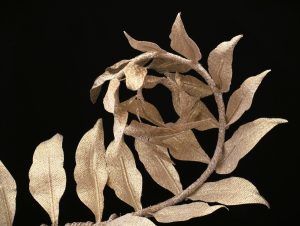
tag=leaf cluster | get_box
[0,13,287,226]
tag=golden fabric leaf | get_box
[175,74,212,98]
[189,177,269,207]
[178,100,218,131]
[120,96,164,126]
[106,214,156,226]
[125,120,210,163]
[226,70,270,126]
[159,130,210,163]
[170,13,202,62]
[90,60,129,103]
[0,161,16,226]
[125,120,210,139]
[216,118,288,174]
[148,57,191,73]
[103,78,120,114]
[143,75,164,89]
[160,74,217,131]
[124,31,165,53]
[172,88,199,117]
[125,120,177,138]
[135,139,182,195]
[29,134,66,225]
[208,35,243,92]
[74,119,108,222]
[106,140,142,211]
[124,63,147,91]
[153,202,224,223]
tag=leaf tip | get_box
[231,34,243,45]
[53,133,63,142]
[123,31,129,38]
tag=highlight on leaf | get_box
[0,161,17,226]
[124,63,147,91]
[29,134,66,225]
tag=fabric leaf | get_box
[216,118,288,174]
[120,96,164,126]
[0,161,16,226]
[208,35,243,92]
[74,119,108,222]
[29,134,66,225]
[106,140,143,211]
[153,202,224,223]
[124,31,165,53]
[103,78,120,113]
[148,57,191,73]
[189,177,269,207]
[90,60,129,103]
[226,70,270,126]
[159,130,210,163]
[169,13,201,62]
[135,139,182,195]
[175,74,212,98]
[124,63,147,91]
[107,214,156,226]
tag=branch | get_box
[66,51,226,225]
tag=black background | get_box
[1,1,298,225]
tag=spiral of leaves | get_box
[0,13,287,226]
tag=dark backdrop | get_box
[1,1,298,225]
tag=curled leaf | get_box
[217,118,288,174]
[170,13,202,62]
[74,119,108,222]
[208,35,243,92]
[103,78,120,113]
[107,214,156,226]
[0,161,16,226]
[189,177,269,207]
[124,31,165,53]
[226,70,270,126]
[90,60,129,103]
[153,202,224,223]
[106,140,143,211]
[124,63,147,91]
[29,134,66,225]
[135,139,182,195]
[120,96,164,126]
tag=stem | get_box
[66,51,226,225]
[131,52,226,217]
